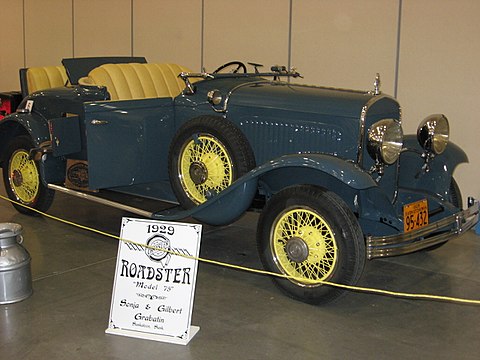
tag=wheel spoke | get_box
[180,134,233,204]
[9,149,39,204]
[272,208,337,284]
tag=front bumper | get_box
[366,197,479,259]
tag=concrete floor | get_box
[1,181,480,360]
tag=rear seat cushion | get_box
[26,66,68,94]
[82,63,194,100]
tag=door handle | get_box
[91,119,109,125]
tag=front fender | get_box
[399,135,468,200]
[153,154,377,225]
[254,154,377,192]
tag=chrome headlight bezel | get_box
[417,114,449,155]
[367,119,404,165]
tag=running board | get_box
[47,184,154,218]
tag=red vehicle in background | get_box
[0,91,22,120]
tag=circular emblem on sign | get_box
[145,235,171,263]
[67,162,89,188]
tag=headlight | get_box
[367,119,403,165]
[417,114,449,155]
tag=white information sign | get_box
[106,217,202,345]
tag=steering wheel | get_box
[213,61,247,74]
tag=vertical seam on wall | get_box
[394,0,403,98]
[22,0,26,67]
[288,0,293,72]
[72,0,75,57]
[131,0,134,56]
[201,0,205,71]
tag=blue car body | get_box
[0,58,478,303]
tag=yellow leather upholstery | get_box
[26,66,68,94]
[83,63,194,100]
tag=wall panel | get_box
[203,0,290,72]
[291,0,398,94]
[74,0,131,57]
[0,0,477,200]
[0,0,24,91]
[133,0,202,70]
[24,0,72,67]
[398,0,480,200]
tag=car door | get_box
[84,97,175,190]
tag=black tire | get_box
[2,135,54,215]
[168,116,255,209]
[257,185,365,305]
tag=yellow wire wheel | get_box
[8,148,40,204]
[271,207,338,286]
[2,135,55,215]
[178,134,233,204]
[169,116,255,211]
[257,185,365,304]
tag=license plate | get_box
[403,199,429,233]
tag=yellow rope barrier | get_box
[1,193,479,305]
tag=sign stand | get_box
[106,325,200,346]
[106,217,202,345]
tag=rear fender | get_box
[0,112,65,184]
[0,112,49,163]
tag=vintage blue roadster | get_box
[0,57,478,304]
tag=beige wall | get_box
[24,0,73,66]
[133,0,202,70]
[398,0,480,204]
[0,0,23,89]
[73,0,132,57]
[0,0,478,201]
[291,0,398,94]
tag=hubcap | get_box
[12,169,24,187]
[271,207,338,286]
[189,162,208,185]
[285,237,309,263]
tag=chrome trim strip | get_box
[221,80,272,113]
[366,200,479,259]
[357,104,369,165]
[356,94,402,167]
[47,184,153,218]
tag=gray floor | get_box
[1,180,480,360]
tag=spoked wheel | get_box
[257,185,365,304]
[168,116,255,209]
[2,135,54,215]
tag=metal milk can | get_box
[0,223,33,304]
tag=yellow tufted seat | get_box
[79,63,194,100]
[25,66,68,94]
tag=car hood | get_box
[227,80,376,119]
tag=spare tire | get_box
[168,116,255,209]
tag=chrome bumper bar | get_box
[366,198,479,259]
